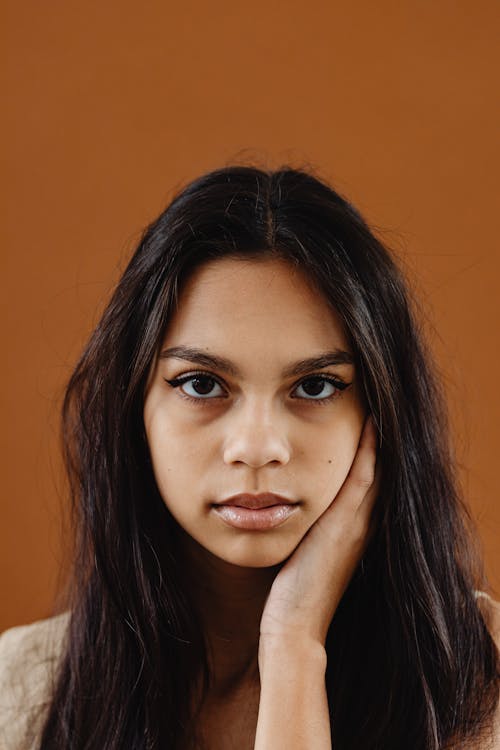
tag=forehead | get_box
[164,257,349,350]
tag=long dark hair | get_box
[40,165,498,749]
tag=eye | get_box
[164,372,350,405]
[292,375,349,402]
[164,373,226,401]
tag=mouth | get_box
[211,502,300,531]
[213,492,299,510]
[210,493,301,530]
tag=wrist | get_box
[255,634,331,749]
[258,632,327,674]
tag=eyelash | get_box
[163,371,351,406]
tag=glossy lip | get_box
[213,492,299,510]
[211,503,299,530]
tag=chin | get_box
[212,540,296,569]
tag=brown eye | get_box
[164,373,226,400]
[189,376,218,395]
[292,376,349,402]
[300,378,329,396]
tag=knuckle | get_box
[351,470,375,490]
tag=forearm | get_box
[254,637,331,750]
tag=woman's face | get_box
[143,256,367,568]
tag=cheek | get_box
[311,428,361,509]
[145,415,206,508]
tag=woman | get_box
[1,165,498,749]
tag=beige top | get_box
[1,596,499,749]
[0,611,70,750]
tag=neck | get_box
[175,527,282,696]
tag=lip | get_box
[214,493,298,510]
[211,503,299,530]
[211,493,300,531]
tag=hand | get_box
[259,414,380,651]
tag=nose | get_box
[222,398,291,468]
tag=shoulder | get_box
[474,592,500,750]
[476,592,500,648]
[0,611,70,750]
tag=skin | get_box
[143,256,379,739]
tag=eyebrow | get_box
[159,345,354,378]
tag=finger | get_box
[357,458,382,544]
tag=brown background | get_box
[2,1,499,632]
